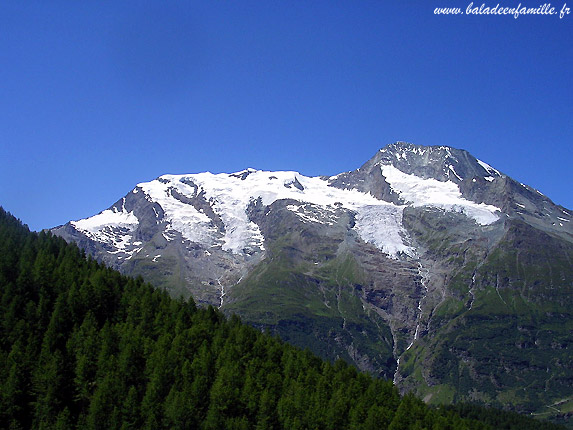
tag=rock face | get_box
[52,142,573,420]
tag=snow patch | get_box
[72,207,139,253]
[286,203,340,226]
[448,165,462,181]
[138,179,220,246]
[380,165,500,225]
[476,159,501,176]
[355,205,415,257]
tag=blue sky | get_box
[1,1,571,231]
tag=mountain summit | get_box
[53,142,573,420]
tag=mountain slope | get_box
[6,207,567,430]
[52,142,573,423]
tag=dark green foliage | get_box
[0,207,563,430]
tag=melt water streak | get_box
[217,278,225,309]
[394,261,431,385]
[467,272,476,310]
[393,357,401,385]
[406,262,430,351]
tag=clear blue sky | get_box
[1,1,571,231]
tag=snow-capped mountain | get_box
[67,159,501,259]
[52,142,573,418]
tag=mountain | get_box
[3,208,566,429]
[52,142,573,423]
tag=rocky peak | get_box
[362,142,503,184]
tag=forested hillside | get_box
[0,207,564,429]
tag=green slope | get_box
[225,249,397,378]
[401,220,573,424]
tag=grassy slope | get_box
[224,240,397,377]
[401,220,573,425]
